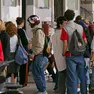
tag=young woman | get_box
[6,22,20,83]
[52,16,67,94]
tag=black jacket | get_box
[17,28,28,50]
[0,31,10,60]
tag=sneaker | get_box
[36,91,48,94]
[77,88,80,93]
[87,87,89,91]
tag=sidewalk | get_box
[21,82,55,94]
[20,72,55,94]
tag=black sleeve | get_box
[1,31,10,60]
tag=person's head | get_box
[16,17,24,28]
[75,15,82,24]
[56,16,67,29]
[27,15,40,28]
[6,22,17,37]
[64,9,75,21]
[0,19,6,32]
[5,21,13,28]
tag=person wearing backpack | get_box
[27,15,48,94]
[75,16,92,91]
[60,9,87,94]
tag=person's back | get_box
[60,9,87,94]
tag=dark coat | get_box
[17,28,28,50]
[0,31,10,60]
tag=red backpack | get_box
[0,40,4,62]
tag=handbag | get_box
[15,45,28,65]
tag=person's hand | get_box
[29,53,35,60]
[90,61,93,69]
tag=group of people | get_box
[52,9,94,94]
[0,17,29,87]
[1,8,94,94]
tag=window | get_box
[67,0,78,10]
[27,0,33,5]
[3,0,17,6]
[36,0,49,9]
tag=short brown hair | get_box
[64,9,75,21]
[6,23,17,37]
[0,19,6,31]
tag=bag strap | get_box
[17,35,22,46]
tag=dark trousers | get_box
[58,70,66,94]
[19,62,28,86]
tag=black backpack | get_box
[69,29,86,56]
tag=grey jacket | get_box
[32,25,45,55]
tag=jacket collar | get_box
[32,25,41,33]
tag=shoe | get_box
[77,88,80,93]
[35,91,48,94]
[87,87,89,91]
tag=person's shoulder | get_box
[1,30,9,36]
[75,22,83,29]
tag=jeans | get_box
[66,56,87,94]
[31,54,48,92]
[78,58,90,85]
[84,58,90,84]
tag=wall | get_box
[1,0,22,24]
[64,0,80,19]
[80,0,93,21]
[26,0,52,40]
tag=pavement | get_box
[21,82,55,94]
[20,72,56,94]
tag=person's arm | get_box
[2,31,10,60]
[60,28,68,56]
[63,40,68,56]
[82,30,87,44]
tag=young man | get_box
[60,9,87,94]
[27,15,48,94]
[52,16,67,94]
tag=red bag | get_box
[0,40,4,62]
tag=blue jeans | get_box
[31,54,48,92]
[66,56,87,94]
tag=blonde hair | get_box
[0,19,6,31]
